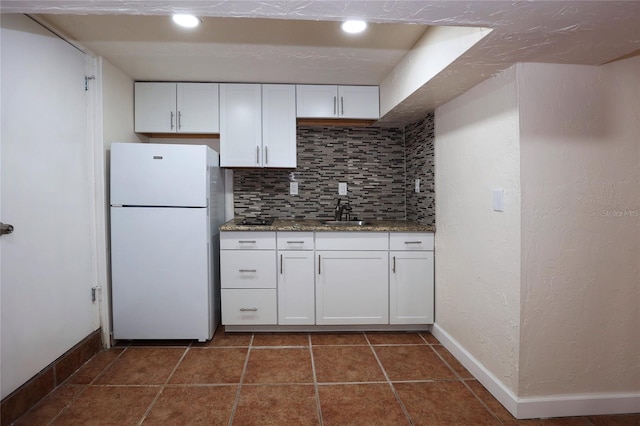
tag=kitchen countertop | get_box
[220,218,435,232]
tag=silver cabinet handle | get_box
[318,254,321,274]
[286,241,305,244]
[393,256,396,273]
[265,146,268,165]
[340,96,344,116]
[178,110,182,129]
[238,240,257,244]
[256,146,260,165]
[240,307,258,312]
[238,269,257,273]
[404,241,423,244]
[280,254,283,274]
[333,96,337,116]
[170,111,174,130]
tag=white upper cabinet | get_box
[220,83,296,168]
[134,82,219,134]
[296,85,379,120]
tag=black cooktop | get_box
[240,218,275,226]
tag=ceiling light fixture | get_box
[341,20,367,34]
[172,14,200,28]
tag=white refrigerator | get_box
[110,143,225,341]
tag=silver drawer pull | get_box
[286,241,305,244]
[404,241,422,244]
[240,307,258,312]
[239,269,257,273]
[238,240,257,244]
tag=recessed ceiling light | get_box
[341,20,367,34]
[172,14,200,28]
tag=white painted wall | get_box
[434,64,522,394]
[380,25,492,117]
[518,59,640,397]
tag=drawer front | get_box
[315,232,388,251]
[389,233,434,251]
[221,289,277,325]
[277,232,314,250]
[221,250,276,288]
[220,231,276,250]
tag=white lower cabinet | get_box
[221,289,277,325]
[389,251,434,324]
[277,250,315,325]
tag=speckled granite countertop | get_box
[220,218,435,232]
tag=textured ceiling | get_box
[3,1,639,125]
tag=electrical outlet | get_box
[414,179,420,193]
[492,189,504,212]
[338,182,347,195]
[290,181,298,195]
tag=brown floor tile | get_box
[51,385,159,425]
[420,331,440,344]
[311,333,368,346]
[233,384,319,425]
[95,347,185,385]
[244,348,313,384]
[374,345,457,381]
[54,332,103,385]
[466,379,518,424]
[252,333,309,347]
[433,345,474,379]
[14,384,85,426]
[143,385,237,425]
[366,332,426,345]
[67,348,124,384]
[313,346,385,383]
[395,381,500,425]
[318,383,410,425]
[170,348,248,384]
[587,414,640,426]
[1,368,55,426]
[195,328,252,347]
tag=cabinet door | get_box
[389,251,434,324]
[277,250,315,325]
[316,251,388,325]
[296,84,338,118]
[177,83,219,133]
[220,84,262,167]
[134,82,176,133]
[262,84,296,168]
[222,289,277,325]
[220,250,277,289]
[338,86,380,119]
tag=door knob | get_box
[0,222,14,236]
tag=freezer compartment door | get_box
[111,143,208,207]
[111,207,213,341]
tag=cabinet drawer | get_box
[315,232,388,251]
[221,289,277,325]
[389,233,434,251]
[221,250,276,288]
[220,231,276,250]
[277,232,314,250]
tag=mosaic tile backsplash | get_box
[233,115,435,225]
[405,113,435,226]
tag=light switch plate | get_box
[290,181,298,195]
[338,182,347,195]
[414,179,420,193]
[492,189,504,212]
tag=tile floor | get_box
[12,329,639,425]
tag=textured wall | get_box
[518,60,640,397]
[435,64,522,394]
[405,113,435,226]
[233,126,406,221]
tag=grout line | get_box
[227,334,254,426]
[365,335,415,426]
[308,334,324,425]
[137,346,190,425]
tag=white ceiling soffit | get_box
[4,1,640,126]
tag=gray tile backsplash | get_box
[232,113,434,225]
[406,113,435,226]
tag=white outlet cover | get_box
[338,182,347,195]
[414,178,420,193]
[290,181,298,195]
[492,189,504,212]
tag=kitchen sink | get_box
[321,220,369,226]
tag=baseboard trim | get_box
[431,323,640,419]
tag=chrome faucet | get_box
[333,199,352,221]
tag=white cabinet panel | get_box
[176,83,219,133]
[296,85,379,119]
[220,83,263,167]
[134,82,176,133]
[220,231,276,250]
[315,232,388,251]
[316,251,388,325]
[278,251,316,325]
[220,250,276,289]
[296,84,338,118]
[277,232,314,250]
[222,289,277,325]
[389,233,434,251]
[390,251,434,324]
[338,86,380,119]
[262,84,296,168]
